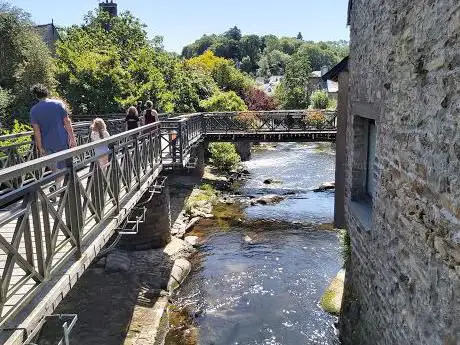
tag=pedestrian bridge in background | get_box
[0,110,336,344]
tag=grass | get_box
[184,184,217,213]
[338,229,351,267]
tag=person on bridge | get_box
[142,100,159,125]
[30,84,77,191]
[125,106,140,130]
[90,118,110,168]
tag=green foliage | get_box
[275,50,312,109]
[0,120,32,156]
[339,229,351,267]
[327,98,337,110]
[311,90,330,109]
[200,91,248,112]
[182,28,348,76]
[0,4,55,125]
[208,142,241,172]
[257,50,291,77]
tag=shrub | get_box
[303,110,326,129]
[310,90,330,109]
[339,229,351,267]
[208,142,241,172]
[234,111,260,131]
[243,87,277,111]
[200,91,248,112]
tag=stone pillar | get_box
[119,184,171,250]
[193,142,205,177]
[235,141,252,161]
[334,71,349,229]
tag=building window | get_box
[366,120,377,200]
[351,116,377,204]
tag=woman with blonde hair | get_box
[90,118,110,168]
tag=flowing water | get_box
[173,142,341,345]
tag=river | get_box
[171,142,341,345]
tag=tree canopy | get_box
[0,1,54,124]
[182,27,348,76]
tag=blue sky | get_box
[12,0,350,53]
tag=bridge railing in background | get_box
[0,123,162,326]
[160,113,203,167]
[203,110,337,134]
[0,120,126,171]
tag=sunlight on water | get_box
[175,143,341,345]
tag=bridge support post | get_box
[192,142,205,176]
[235,141,252,161]
[120,181,172,250]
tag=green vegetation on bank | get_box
[208,142,241,173]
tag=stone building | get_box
[340,1,459,345]
[34,22,60,54]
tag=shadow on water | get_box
[169,142,342,345]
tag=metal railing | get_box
[0,120,126,171]
[0,122,162,325]
[203,110,337,134]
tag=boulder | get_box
[251,195,285,205]
[167,258,192,292]
[263,178,273,184]
[313,181,335,192]
[164,237,196,260]
[185,236,199,247]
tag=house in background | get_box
[34,22,60,54]
[310,67,339,100]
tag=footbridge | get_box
[0,110,336,344]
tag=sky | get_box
[11,0,350,53]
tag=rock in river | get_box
[250,195,285,205]
[313,181,335,192]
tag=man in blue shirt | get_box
[30,84,77,190]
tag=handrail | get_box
[0,122,160,182]
[0,121,163,326]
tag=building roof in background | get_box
[311,71,322,78]
[322,56,349,82]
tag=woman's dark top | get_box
[144,109,159,125]
[125,113,140,130]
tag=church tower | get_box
[99,0,118,17]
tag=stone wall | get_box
[341,1,460,345]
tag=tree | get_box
[298,44,338,70]
[310,90,330,109]
[0,4,54,125]
[276,50,312,109]
[257,50,291,77]
[297,32,303,40]
[200,91,247,112]
[224,26,242,41]
[208,142,241,172]
[243,87,277,111]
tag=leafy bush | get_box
[208,142,241,172]
[243,87,277,111]
[303,110,327,129]
[200,91,248,112]
[0,120,32,157]
[327,98,337,110]
[234,111,260,131]
[311,90,330,109]
[339,229,351,267]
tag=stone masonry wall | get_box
[341,1,460,345]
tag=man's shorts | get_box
[45,147,71,170]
